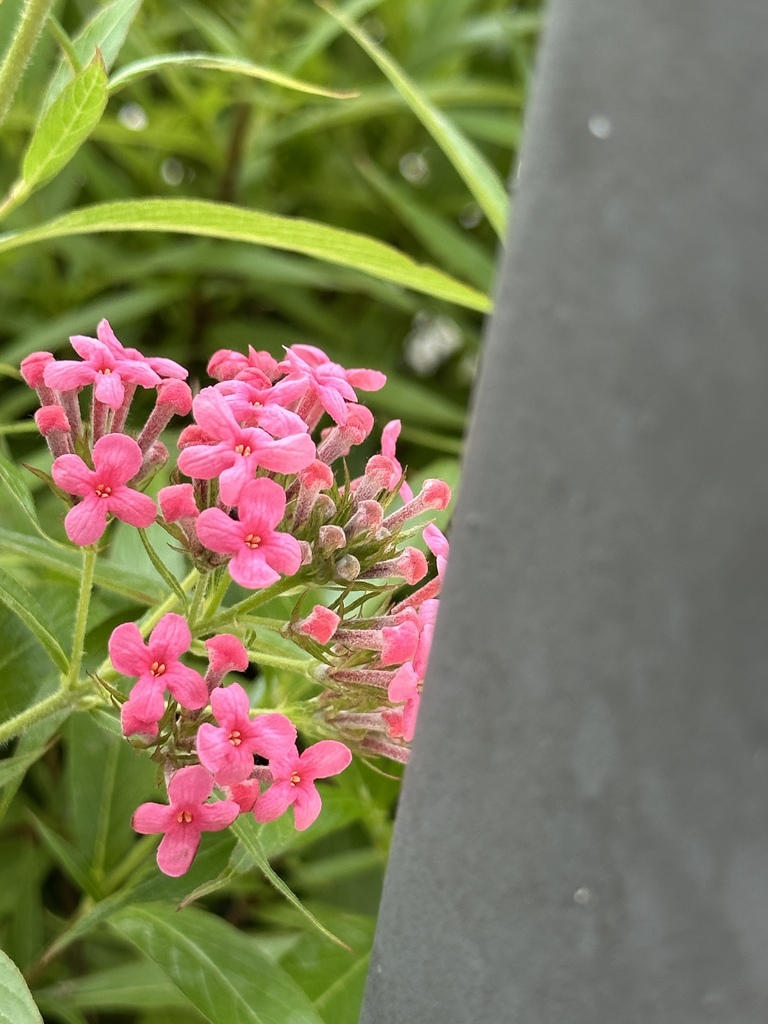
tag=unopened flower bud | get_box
[295,605,341,645]
[158,484,199,523]
[204,633,249,690]
[335,554,361,581]
[382,479,451,531]
[318,524,346,552]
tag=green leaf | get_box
[109,904,326,1024]
[0,947,43,1024]
[318,1,509,238]
[27,813,102,900]
[0,526,165,605]
[45,0,143,107]
[0,199,492,312]
[35,960,202,1014]
[108,53,358,99]
[232,816,347,949]
[0,451,47,538]
[0,565,69,673]
[22,53,108,195]
[0,740,54,789]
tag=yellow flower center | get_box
[234,443,252,457]
[95,483,112,498]
[289,771,301,787]
[176,810,193,824]
[244,533,261,550]
[229,730,242,747]
[99,367,112,374]
[150,661,166,677]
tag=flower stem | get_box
[187,573,209,628]
[202,568,231,622]
[0,689,73,746]
[66,545,96,691]
[0,0,57,130]
[246,649,315,674]
[201,577,301,634]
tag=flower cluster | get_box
[23,323,451,876]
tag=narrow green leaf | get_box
[0,199,492,312]
[27,813,102,900]
[0,526,165,604]
[109,904,326,1024]
[318,1,509,237]
[45,0,143,107]
[0,741,54,789]
[0,566,69,673]
[108,53,358,99]
[232,816,347,949]
[137,529,189,610]
[0,948,43,1024]
[34,961,201,1013]
[0,451,47,537]
[22,53,108,194]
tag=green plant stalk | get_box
[245,650,315,674]
[202,567,232,621]
[187,572,210,628]
[66,546,97,691]
[0,689,73,746]
[201,576,301,633]
[0,0,58,129]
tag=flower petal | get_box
[196,724,232,775]
[253,431,315,475]
[293,784,323,831]
[388,662,419,704]
[260,532,302,578]
[122,676,165,723]
[248,713,297,760]
[164,663,208,710]
[107,487,157,528]
[157,823,201,877]
[210,683,250,729]
[93,371,125,409]
[228,549,279,589]
[132,802,174,834]
[238,477,286,531]
[346,367,387,391]
[198,800,240,831]
[299,740,352,780]
[150,612,191,662]
[92,433,144,484]
[52,454,94,497]
[253,780,295,823]
[177,442,234,480]
[109,621,148,676]
[64,498,108,546]
[196,507,243,554]
[43,360,96,391]
[167,764,214,806]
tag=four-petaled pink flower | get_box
[132,765,239,876]
[279,344,385,425]
[110,612,208,735]
[196,477,302,589]
[387,599,439,741]
[177,388,315,505]
[44,334,160,409]
[52,434,156,545]
[197,683,297,786]
[253,739,352,831]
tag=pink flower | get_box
[207,346,279,382]
[110,613,208,735]
[158,483,199,523]
[253,740,352,831]
[295,605,341,645]
[132,765,239,876]
[196,683,297,786]
[204,633,249,689]
[44,334,160,409]
[424,523,449,581]
[216,379,307,436]
[387,599,439,741]
[381,419,413,500]
[96,319,188,380]
[196,477,302,589]
[52,434,156,545]
[279,344,385,425]
[177,388,315,505]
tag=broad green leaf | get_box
[109,904,325,1024]
[0,741,54,789]
[108,53,358,99]
[0,947,43,1024]
[318,2,509,238]
[232,815,346,948]
[371,375,467,429]
[0,200,492,312]
[22,53,108,194]
[0,526,165,604]
[0,565,69,672]
[278,904,375,1024]
[45,0,143,107]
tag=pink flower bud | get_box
[296,605,341,645]
[156,379,193,415]
[158,484,199,523]
[344,499,384,538]
[318,524,346,552]
[335,554,361,581]
[35,405,70,435]
[381,479,452,531]
[361,547,428,585]
[178,425,216,449]
[299,541,313,566]
[205,634,249,676]
[21,351,54,388]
